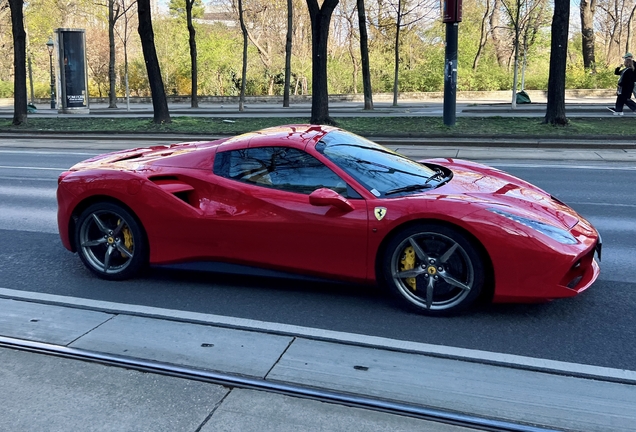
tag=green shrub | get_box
[565,63,616,89]
[0,81,13,98]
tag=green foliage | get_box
[196,25,244,96]
[0,81,13,98]
[565,63,617,89]
[168,0,205,20]
[125,59,151,97]
[4,0,624,99]
[459,65,511,91]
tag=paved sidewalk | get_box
[1,288,635,431]
[2,348,472,432]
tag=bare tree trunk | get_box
[490,0,508,68]
[283,0,292,107]
[350,46,359,93]
[392,0,402,107]
[9,0,27,125]
[108,0,118,108]
[580,0,596,70]
[238,0,248,112]
[473,0,491,70]
[627,5,636,54]
[124,41,130,111]
[186,0,198,108]
[511,0,520,109]
[137,0,171,123]
[357,0,373,110]
[607,0,622,62]
[544,0,569,125]
[306,0,340,125]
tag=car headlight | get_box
[488,209,578,245]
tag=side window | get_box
[214,147,359,197]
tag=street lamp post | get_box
[46,37,56,109]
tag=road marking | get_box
[570,201,636,208]
[0,175,56,182]
[490,162,636,170]
[0,287,634,384]
[0,165,67,171]
[0,149,99,156]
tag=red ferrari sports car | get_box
[57,125,601,315]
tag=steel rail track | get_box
[0,335,560,432]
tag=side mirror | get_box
[309,188,354,212]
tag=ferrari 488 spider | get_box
[57,125,601,315]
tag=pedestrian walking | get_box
[608,53,636,116]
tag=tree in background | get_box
[473,0,492,70]
[0,0,625,104]
[595,0,629,62]
[8,0,27,125]
[580,0,596,71]
[237,0,247,110]
[283,0,292,107]
[357,0,373,110]
[114,0,137,110]
[339,0,362,93]
[107,0,132,108]
[337,0,374,109]
[368,0,434,106]
[499,0,550,107]
[85,27,110,97]
[137,0,170,123]
[231,0,289,95]
[169,0,203,107]
[489,0,510,68]
[626,1,636,55]
[544,0,568,125]
[306,0,339,125]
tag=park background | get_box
[0,0,629,101]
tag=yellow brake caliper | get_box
[400,246,417,290]
[117,219,134,257]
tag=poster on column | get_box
[58,29,88,109]
[441,0,462,23]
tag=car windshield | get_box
[316,130,438,197]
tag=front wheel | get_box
[74,202,147,280]
[381,224,486,316]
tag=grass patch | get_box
[2,116,635,138]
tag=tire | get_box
[381,223,485,316]
[74,202,147,280]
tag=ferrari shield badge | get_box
[374,207,387,221]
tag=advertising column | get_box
[56,29,90,114]
[442,0,462,126]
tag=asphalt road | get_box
[1,147,635,371]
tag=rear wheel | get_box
[382,224,485,316]
[75,202,147,280]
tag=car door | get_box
[202,145,369,282]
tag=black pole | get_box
[443,22,458,126]
[49,53,56,109]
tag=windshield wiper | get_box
[384,183,434,196]
[424,169,446,185]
